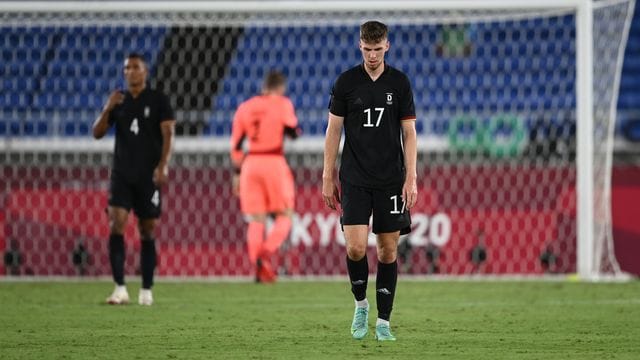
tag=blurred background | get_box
[0,1,638,278]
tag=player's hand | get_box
[103,90,124,112]
[153,163,169,186]
[322,177,340,210]
[232,174,240,196]
[402,175,418,209]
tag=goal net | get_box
[0,1,634,279]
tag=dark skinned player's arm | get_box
[158,120,176,168]
[93,90,124,139]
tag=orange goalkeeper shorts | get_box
[239,155,295,214]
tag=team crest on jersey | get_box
[144,106,150,118]
[386,93,393,105]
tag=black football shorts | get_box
[108,172,162,219]
[340,180,411,235]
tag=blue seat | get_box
[0,93,31,110]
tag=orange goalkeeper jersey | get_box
[230,94,298,167]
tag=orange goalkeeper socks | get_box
[246,221,265,264]
[261,215,292,257]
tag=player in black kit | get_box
[322,21,418,341]
[92,53,175,306]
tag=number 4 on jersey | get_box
[130,118,139,135]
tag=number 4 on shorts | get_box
[151,190,159,207]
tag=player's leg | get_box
[106,173,133,305]
[341,181,374,339]
[371,186,411,341]
[374,231,400,341]
[239,159,272,282]
[245,213,275,283]
[260,209,293,257]
[345,225,370,304]
[106,206,130,304]
[257,209,293,283]
[137,218,157,305]
[344,225,370,339]
[245,214,267,263]
[108,207,129,284]
[132,180,162,305]
[260,160,295,259]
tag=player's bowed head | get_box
[359,21,390,74]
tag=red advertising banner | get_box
[0,211,5,276]
[0,163,588,277]
[0,165,640,276]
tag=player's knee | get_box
[346,243,367,261]
[276,209,294,219]
[138,221,156,239]
[246,213,267,223]
[377,245,397,263]
[139,228,153,239]
[109,217,126,235]
[139,228,154,239]
[107,207,128,235]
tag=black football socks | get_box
[376,260,398,321]
[108,233,125,286]
[347,254,369,301]
[140,238,157,289]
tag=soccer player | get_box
[322,21,418,341]
[92,53,176,306]
[230,71,300,283]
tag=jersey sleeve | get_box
[230,104,247,168]
[283,98,298,128]
[399,75,416,121]
[328,75,347,117]
[158,92,176,122]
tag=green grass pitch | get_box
[1,280,639,359]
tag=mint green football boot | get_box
[350,305,369,340]
[375,323,396,341]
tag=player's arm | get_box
[92,90,124,139]
[401,120,418,209]
[153,120,176,186]
[230,107,246,196]
[322,113,343,210]
[230,108,246,171]
[283,98,302,139]
[284,126,302,139]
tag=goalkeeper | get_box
[230,71,301,283]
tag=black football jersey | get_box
[329,63,416,188]
[108,87,175,182]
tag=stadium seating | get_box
[0,26,166,136]
[0,9,638,138]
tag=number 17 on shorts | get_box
[372,187,411,235]
[389,195,406,214]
